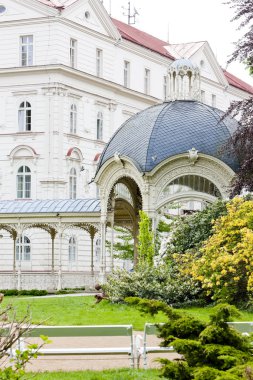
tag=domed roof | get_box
[170,58,197,72]
[97,101,239,173]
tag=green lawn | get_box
[1,296,167,330]
[2,296,253,330]
[27,369,164,379]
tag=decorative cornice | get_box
[0,65,159,105]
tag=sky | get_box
[102,0,253,86]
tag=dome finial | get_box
[167,58,201,101]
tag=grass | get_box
[26,369,164,379]
[178,305,253,322]
[2,296,167,330]
[2,295,253,330]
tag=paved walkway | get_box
[24,334,179,372]
[6,293,180,372]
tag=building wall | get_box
[0,0,250,289]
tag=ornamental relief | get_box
[155,164,232,204]
[151,155,234,186]
[103,169,144,208]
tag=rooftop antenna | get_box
[122,1,139,25]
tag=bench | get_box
[137,323,175,369]
[227,321,253,335]
[10,324,135,368]
[139,322,253,369]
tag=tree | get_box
[106,226,134,262]
[191,197,253,305]
[0,302,48,379]
[161,200,227,260]
[137,210,155,266]
[223,0,253,196]
[126,298,253,380]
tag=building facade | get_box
[0,0,252,290]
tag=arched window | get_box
[70,104,77,134]
[17,166,31,199]
[69,236,76,261]
[95,238,101,262]
[96,111,103,140]
[18,102,31,131]
[162,175,221,198]
[69,168,77,199]
[16,235,31,261]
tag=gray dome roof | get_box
[170,58,197,71]
[98,101,239,173]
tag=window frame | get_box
[16,235,31,261]
[96,48,103,77]
[96,111,103,140]
[212,94,216,108]
[124,60,130,87]
[69,236,77,262]
[69,167,77,199]
[70,38,77,68]
[20,35,33,67]
[17,165,31,199]
[18,101,32,132]
[144,68,150,95]
[70,104,77,134]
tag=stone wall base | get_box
[0,272,100,291]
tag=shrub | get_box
[0,289,48,296]
[103,263,202,306]
[125,299,253,380]
[191,198,253,305]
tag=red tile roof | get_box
[35,1,253,95]
[223,69,253,95]
[111,18,174,60]
[112,18,253,95]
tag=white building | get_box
[0,0,252,290]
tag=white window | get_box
[18,101,31,131]
[16,235,31,261]
[70,104,77,133]
[144,68,150,95]
[17,166,31,199]
[20,35,33,66]
[212,94,216,107]
[95,238,101,262]
[163,75,168,100]
[69,236,76,261]
[201,90,206,103]
[96,48,103,77]
[69,168,77,199]
[97,111,103,140]
[124,61,130,87]
[70,38,77,68]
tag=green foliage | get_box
[0,303,49,380]
[137,211,155,266]
[106,226,134,261]
[0,289,48,296]
[166,200,227,256]
[191,198,253,305]
[3,295,167,330]
[25,368,164,380]
[125,298,253,379]
[159,359,192,380]
[103,263,202,306]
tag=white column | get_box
[57,221,63,290]
[99,215,107,282]
[17,225,22,291]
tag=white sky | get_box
[102,0,253,86]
